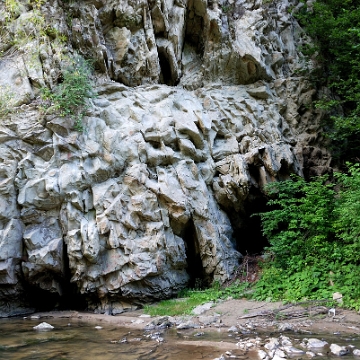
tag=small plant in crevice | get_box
[0,85,15,118]
[41,55,96,131]
[221,5,230,13]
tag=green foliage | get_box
[295,0,360,161]
[0,85,15,117]
[1,0,67,63]
[41,56,96,131]
[333,164,360,247]
[254,166,360,309]
[143,281,250,316]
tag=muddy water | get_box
[1,317,360,360]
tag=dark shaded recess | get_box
[23,285,61,311]
[185,10,205,56]
[225,187,270,255]
[59,242,87,310]
[181,219,208,288]
[248,164,260,184]
[278,159,293,181]
[23,243,87,311]
[148,140,161,149]
[158,52,176,86]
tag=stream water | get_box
[0,317,242,360]
[1,317,360,360]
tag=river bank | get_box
[23,298,360,357]
[27,298,360,334]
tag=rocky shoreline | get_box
[25,299,360,359]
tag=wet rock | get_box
[257,349,269,360]
[228,326,238,333]
[198,315,220,326]
[283,346,305,355]
[277,323,295,332]
[306,338,328,348]
[145,316,174,330]
[177,320,198,330]
[264,338,280,351]
[274,349,286,358]
[279,335,292,347]
[33,322,54,330]
[353,349,360,356]
[330,344,349,356]
[194,332,205,337]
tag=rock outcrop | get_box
[0,0,331,315]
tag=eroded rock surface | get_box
[0,0,332,315]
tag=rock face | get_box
[0,0,331,315]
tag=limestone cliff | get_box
[0,0,331,316]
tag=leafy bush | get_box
[253,165,360,309]
[41,56,96,131]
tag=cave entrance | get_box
[185,6,205,57]
[22,242,87,312]
[182,219,207,289]
[158,51,174,86]
[228,188,270,256]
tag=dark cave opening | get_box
[228,189,270,256]
[60,242,87,310]
[23,242,87,312]
[158,51,176,86]
[185,11,205,56]
[23,277,86,312]
[182,219,207,289]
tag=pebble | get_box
[353,349,360,356]
[95,326,102,330]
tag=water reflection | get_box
[1,317,360,360]
[0,317,237,360]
